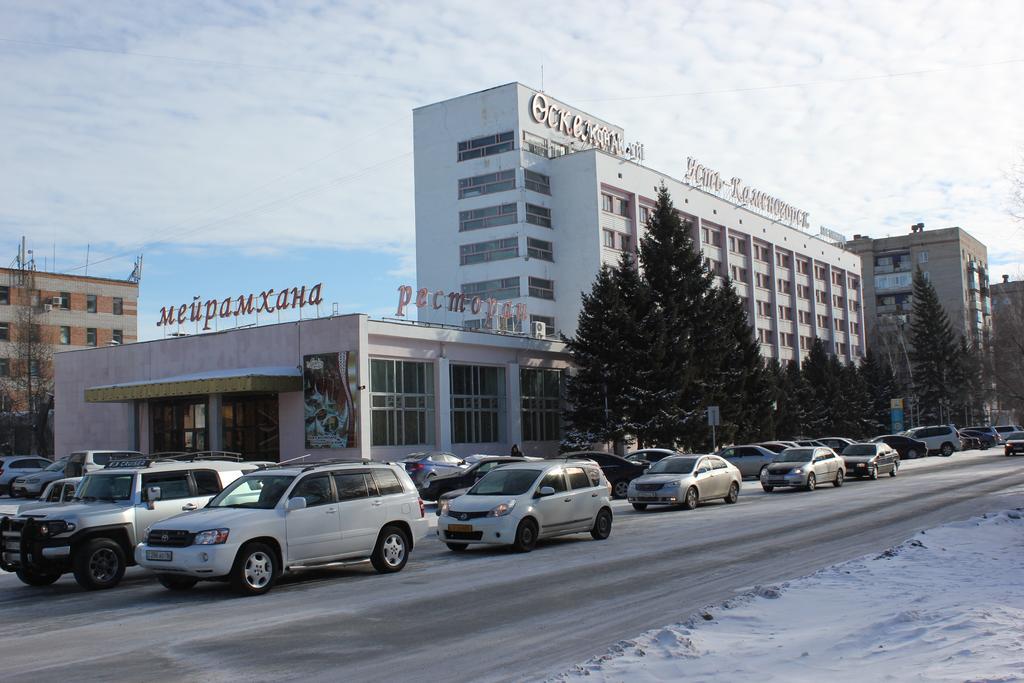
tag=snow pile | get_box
[555,509,1024,682]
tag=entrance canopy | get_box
[85,366,302,403]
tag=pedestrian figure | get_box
[510,444,522,458]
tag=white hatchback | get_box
[437,460,613,552]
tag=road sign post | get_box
[707,405,720,451]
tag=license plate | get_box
[448,524,473,533]
[637,493,656,499]
[146,550,173,561]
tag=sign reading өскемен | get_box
[684,157,810,230]
[156,283,323,330]
[396,285,528,325]
[529,93,645,162]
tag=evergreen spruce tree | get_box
[800,339,841,435]
[775,360,811,438]
[859,351,898,435]
[836,360,872,438]
[952,337,987,425]
[908,269,958,424]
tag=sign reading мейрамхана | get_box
[685,157,810,230]
[156,283,323,330]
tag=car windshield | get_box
[208,475,294,509]
[775,448,815,463]
[468,469,541,496]
[1006,432,1024,440]
[842,445,877,456]
[43,460,66,472]
[647,457,699,474]
[74,473,134,502]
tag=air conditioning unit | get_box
[50,296,62,306]
[43,303,53,312]
[532,321,547,339]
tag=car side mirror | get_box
[286,497,307,512]
[536,486,556,497]
[145,486,161,510]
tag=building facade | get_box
[55,315,568,462]
[413,83,865,365]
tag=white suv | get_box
[903,425,962,456]
[437,460,613,552]
[136,461,428,596]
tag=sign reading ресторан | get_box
[684,157,810,230]
[156,283,323,330]
[395,285,528,325]
[530,93,645,162]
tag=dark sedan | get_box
[841,443,899,479]
[961,429,996,448]
[870,434,928,460]
[1004,431,1024,456]
[564,451,649,499]
[624,448,681,466]
[418,456,527,501]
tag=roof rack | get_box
[104,451,246,469]
[300,457,374,472]
[256,454,374,472]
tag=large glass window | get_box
[525,203,551,227]
[521,368,562,442]
[222,394,279,461]
[524,170,550,195]
[457,131,513,162]
[151,397,208,452]
[460,238,519,265]
[371,359,435,447]
[462,277,520,301]
[528,277,554,300]
[451,364,506,444]
[527,237,553,261]
[458,170,516,199]
[459,203,517,232]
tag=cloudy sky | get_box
[1,0,1022,339]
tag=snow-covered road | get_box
[0,448,1021,682]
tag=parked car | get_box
[717,444,777,479]
[817,437,856,452]
[995,425,1024,440]
[0,453,259,590]
[870,434,928,460]
[960,429,997,448]
[756,441,799,454]
[63,450,144,478]
[461,453,500,465]
[401,451,468,489]
[794,439,827,447]
[437,460,612,552]
[1004,431,1024,456]
[962,425,1003,445]
[623,448,679,466]
[840,443,899,479]
[563,451,648,499]
[419,456,528,502]
[16,478,81,514]
[761,447,846,492]
[0,456,52,496]
[957,431,982,451]
[10,458,69,498]
[137,461,428,595]
[627,454,741,511]
[903,425,962,456]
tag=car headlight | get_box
[791,468,803,474]
[36,520,74,537]
[487,500,517,517]
[193,528,230,545]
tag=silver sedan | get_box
[627,455,742,511]
[760,447,845,491]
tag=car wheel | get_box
[762,485,774,492]
[590,508,612,540]
[805,473,816,492]
[512,519,538,553]
[834,470,844,487]
[889,461,898,477]
[632,503,648,511]
[906,448,919,460]
[682,486,698,510]
[157,575,198,591]
[868,466,878,480]
[72,538,127,591]
[612,480,629,499]
[725,482,739,504]
[15,568,61,586]
[371,525,410,574]
[230,542,277,596]
[940,442,954,457]
[446,542,469,552]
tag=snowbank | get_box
[556,509,1024,682]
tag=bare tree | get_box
[991,280,1024,422]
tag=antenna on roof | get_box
[540,63,544,92]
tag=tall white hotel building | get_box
[413,83,866,365]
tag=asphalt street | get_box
[0,450,1022,683]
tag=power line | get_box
[573,57,1024,103]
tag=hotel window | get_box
[450,364,506,444]
[59,291,71,309]
[754,244,770,262]
[834,318,844,331]
[838,342,847,355]
[112,329,123,345]
[775,251,791,269]
[601,194,613,212]
[918,251,929,263]
[777,279,791,294]
[86,294,97,313]
[59,326,70,345]
[86,328,97,346]
[371,359,436,447]
[755,272,770,289]
[848,277,859,289]
[816,290,828,304]
[729,236,747,254]
[458,170,516,199]
[639,206,651,224]
[833,294,845,308]
[530,315,555,336]
[817,314,829,328]
[615,197,630,216]
[113,297,123,315]
[757,300,771,318]
[460,237,519,265]
[780,332,793,347]
[730,265,747,281]
[528,277,555,300]
[814,265,827,280]
[603,229,616,248]
[521,131,548,157]
[0,322,7,341]
[524,169,550,195]
[796,259,809,275]
[798,310,812,325]
[525,203,552,228]
[0,286,8,305]
[521,368,563,442]
[457,131,514,162]
[620,234,632,252]
[801,335,814,349]
[527,237,554,262]
[850,300,860,312]
[549,140,568,158]
[797,284,810,300]
[778,306,793,321]
[757,328,772,344]
[702,227,721,247]
[850,321,860,335]
[462,277,520,301]
[459,203,517,232]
